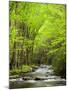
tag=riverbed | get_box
[9,65,66,89]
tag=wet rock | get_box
[34,76,47,80]
[9,79,17,82]
[33,66,39,69]
[46,76,61,79]
[40,64,47,68]
[32,68,36,72]
[34,76,61,81]
[48,65,52,69]
[23,76,32,80]
[17,78,23,81]
[9,75,19,79]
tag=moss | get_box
[21,65,32,73]
[10,65,32,76]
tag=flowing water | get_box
[9,65,66,89]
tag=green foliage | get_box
[52,44,66,78]
[9,2,66,78]
[52,59,66,78]
[10,65,32,75]
[21,65,32,73]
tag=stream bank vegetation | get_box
[9,1,66,80]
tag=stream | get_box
[9,65,66,89]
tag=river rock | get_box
[23,76,32,80]
[9,75,19,79]
[34,76,47,80]
[40,64,47,68]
